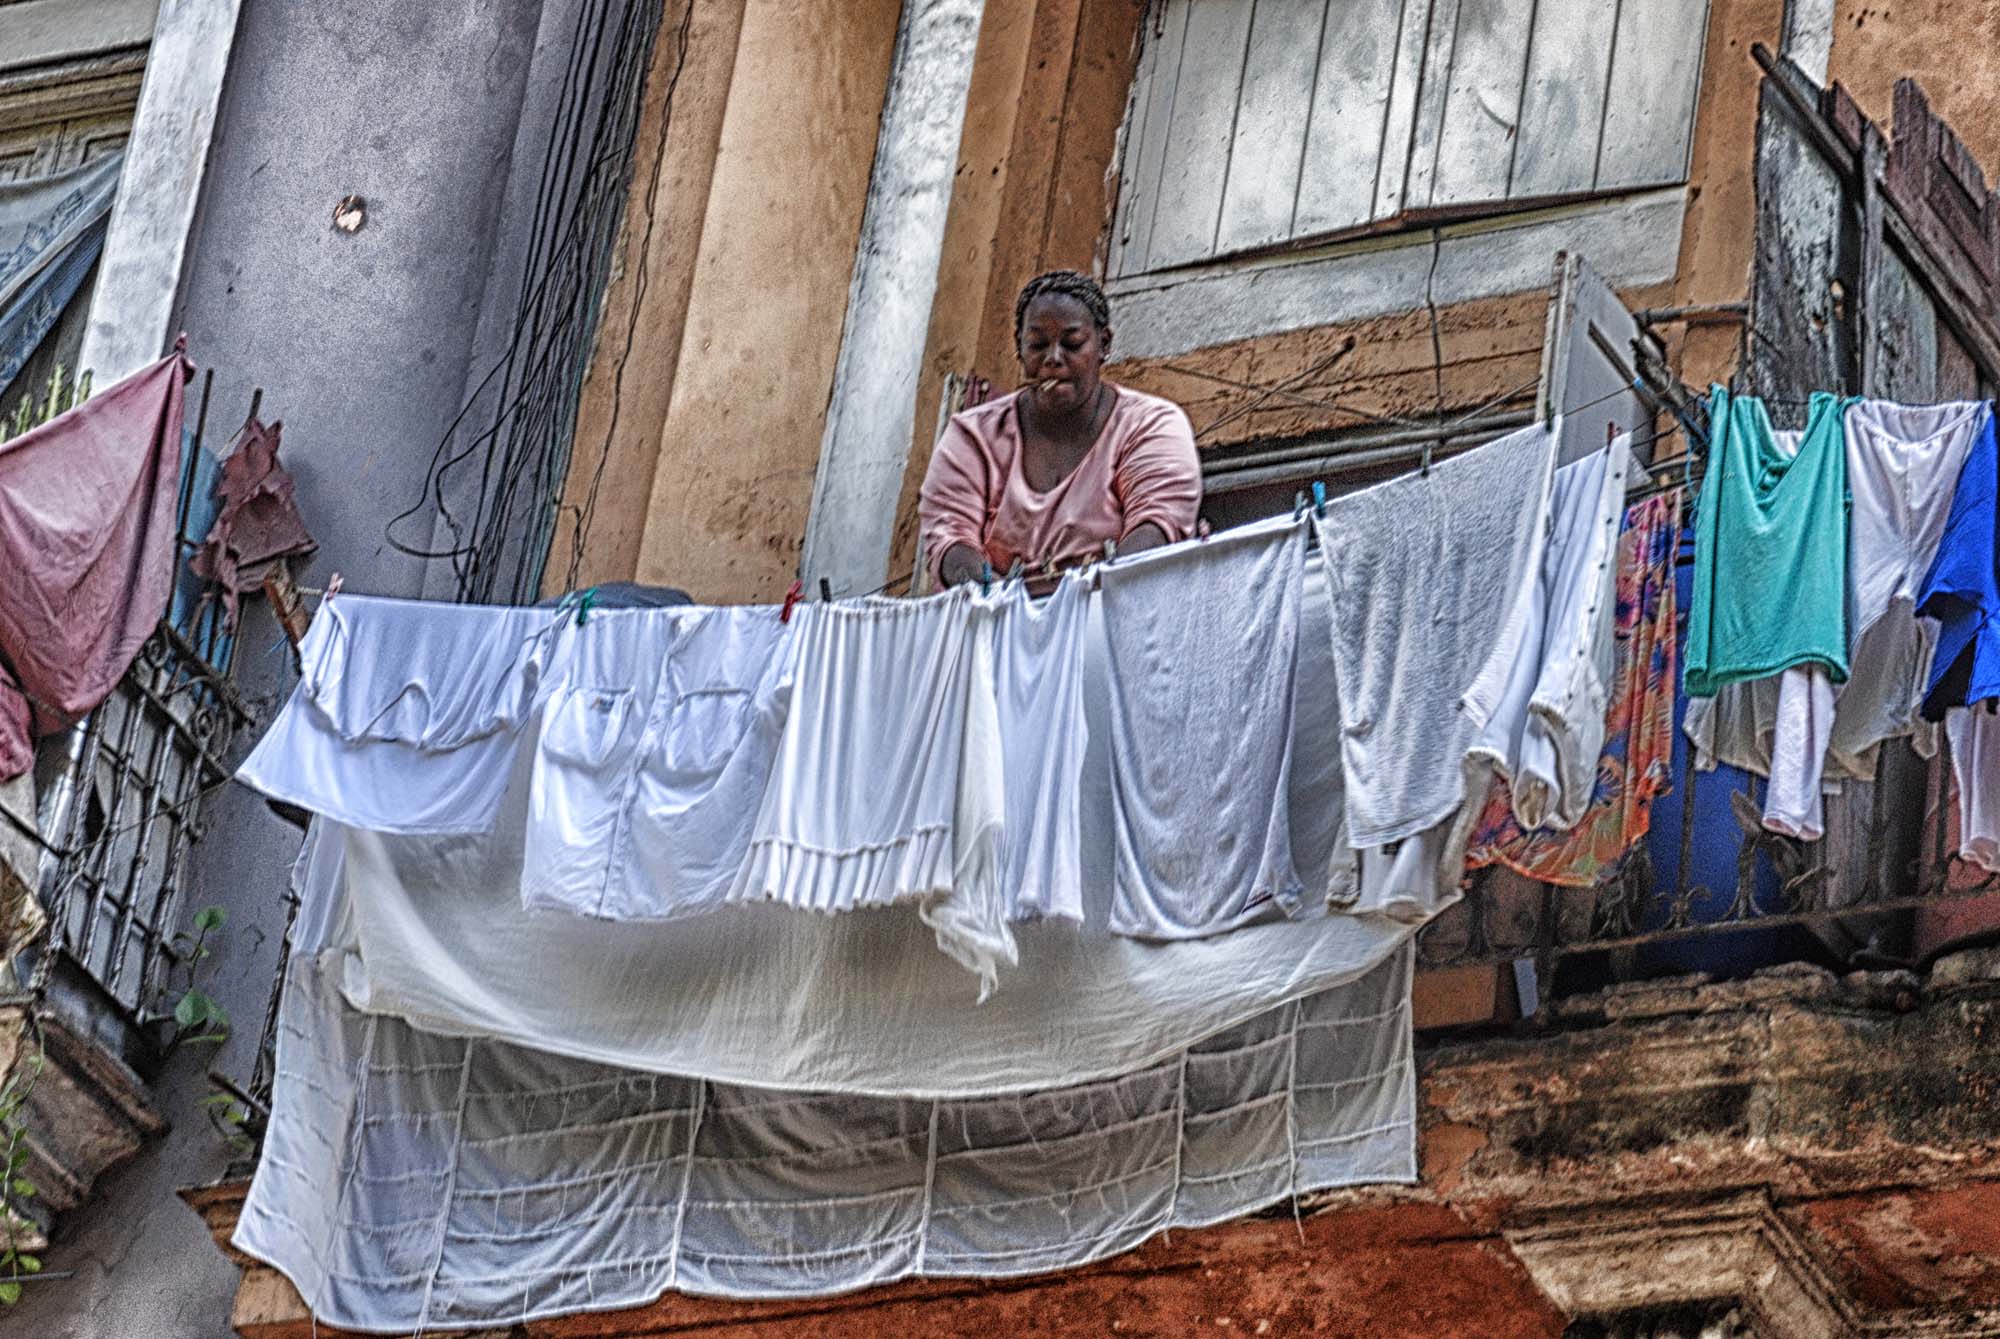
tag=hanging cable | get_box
[384,0,666,606]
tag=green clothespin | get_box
[980,562,993,595]
[574,586,598,626]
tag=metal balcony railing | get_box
[32,621,246,1017]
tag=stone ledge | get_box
[1,996,166,1244]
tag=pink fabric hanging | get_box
[0,346,192,778]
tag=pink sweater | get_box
[918,384,1201,584]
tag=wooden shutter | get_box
[1110,0,1710,279]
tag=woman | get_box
[919,270,1201,588]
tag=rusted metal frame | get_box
[65,683,150,983]
[1418,877,2000,970]
[100,688,176,1006]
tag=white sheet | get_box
[236,946,1416,1331]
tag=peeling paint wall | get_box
[626,0,904,603]
[7,3,597,1334]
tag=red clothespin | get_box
[780,578,804,624]
[1607,420,1618,445]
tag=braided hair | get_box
[1013,270,1111,343]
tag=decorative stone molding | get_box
[1509,1192,1861,1339]
[1514,1189,2000,1337]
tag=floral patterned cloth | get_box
[1463,489,1682,888]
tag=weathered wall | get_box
[8,3,572,1334]
[542,0,742,598]
[1827,0,2000,171]
[625,0,904,604]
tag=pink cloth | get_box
[918,384,1201,583]
[0,349,190,778]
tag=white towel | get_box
[1099,515,1309,938]
[1316,423,1559,849]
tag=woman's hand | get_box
[937,542,987,588]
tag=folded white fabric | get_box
[725,587,1013,996]
[521,604,796,921]
[236,595,563,834]
[238,945,1416,1329]
[1946,706,2000,872]
[1315,422,1558,910]
[1099,515,1309,938]
[993,575,1091,922]
[1461,439,1628,834]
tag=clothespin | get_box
[1102,538,1117,562]
[780,578,803,623]
[1293,489,1308,520]
[573,586,598,626]
[325,572,344,601]
[1311,480,1326,518]
[980,561,993,595]
[1004,559,1024,586]
[818,577,833,603]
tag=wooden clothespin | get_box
[780,578,804,623]
[325,573,344,600]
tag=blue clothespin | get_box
[1311,480,1326,518]
[980,561,993,595]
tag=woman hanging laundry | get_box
[918,270,1202,587]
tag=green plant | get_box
[0,1041,44,1305]
[1,363,90,444]
[168,906,231,1048]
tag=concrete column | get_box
[76,0,241,384]
[798,0,986,596]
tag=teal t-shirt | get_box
[1685,386,1853,697]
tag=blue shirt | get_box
[1918,407,2000,719]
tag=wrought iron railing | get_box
[1418,735,1998,980]
[31,622,247,1017]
